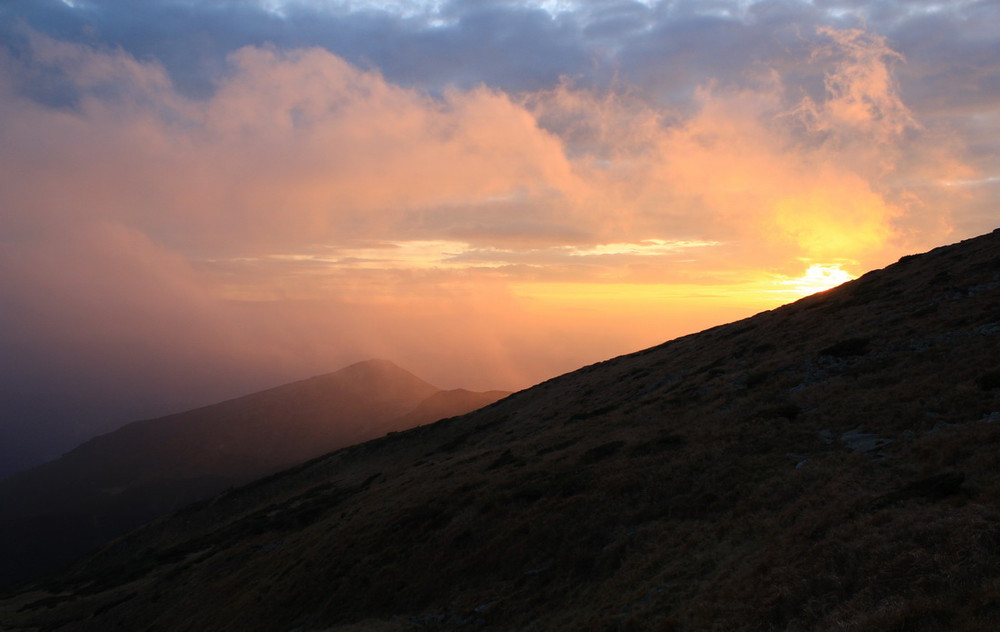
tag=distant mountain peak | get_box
[321,358,433,384]
[0,359,505,587]
[340,357,406,372]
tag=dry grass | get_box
[1,229,998,631]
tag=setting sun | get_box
[776,263,858,297]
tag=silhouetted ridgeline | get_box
[0,360,508,587]
[1,229,999,631]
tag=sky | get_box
[0,0,998,476]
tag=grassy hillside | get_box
[2,229,998,631]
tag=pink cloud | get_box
[0,25,978,456]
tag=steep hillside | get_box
[388,389,513,433]
[0,360,509,587]
[2,229,999,631]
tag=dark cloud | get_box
[1,0,592,95]
[3,0,996,128]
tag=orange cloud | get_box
[0,25,974,415]
[805,27,917,145]
[523,26,954,270]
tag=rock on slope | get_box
[2,229,999,631]
[0,359,509,587]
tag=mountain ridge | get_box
[0,359,510,587]
[2,229,999,631]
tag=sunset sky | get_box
[1,0,998,474]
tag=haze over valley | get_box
[0,359,508,586]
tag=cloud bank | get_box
[0,0,996,474]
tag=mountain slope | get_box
[2,229,999,631]
[0,359,509,587]
[386,388,513,433]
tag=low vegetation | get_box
[1,229,998,631]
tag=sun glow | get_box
[776,263,857,296]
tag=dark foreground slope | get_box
[0,360,508,587]
[2,230,999,632]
